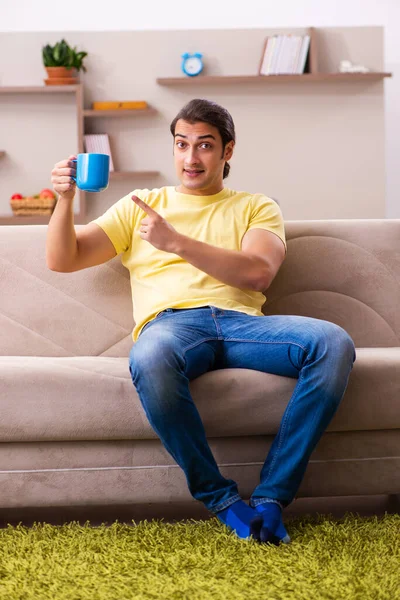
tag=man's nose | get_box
[185,147,199,165]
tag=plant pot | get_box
[44,66,79,85]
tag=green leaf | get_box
[53,44,60,62]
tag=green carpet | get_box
[0,512,398,599]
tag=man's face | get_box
[173,119,234,195]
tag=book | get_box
[296,35,311,74]
[288,36,303,74]
[270,35,284,74]
[83,134,115,171]
[274,35,288,74]
[291,36,303,74]
[259,37,276,75]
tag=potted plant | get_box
[42,39,88,85]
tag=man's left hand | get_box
[132,195,182,253]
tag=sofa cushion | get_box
[1,348,399,442]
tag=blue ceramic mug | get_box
[71,153,110,192]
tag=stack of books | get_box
[84,134,115,171]
[259,34,311,75]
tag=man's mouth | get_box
[184,169,204,177]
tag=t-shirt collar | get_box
[169,186,231,206]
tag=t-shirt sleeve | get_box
[88,188,147,255]
[246,194,287,254]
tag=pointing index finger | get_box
[131,195,158,215]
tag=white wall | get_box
[2,0,398,217]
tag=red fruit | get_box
[11,194,24,200]
[39,188,55,199]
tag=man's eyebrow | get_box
[174,133,216,140]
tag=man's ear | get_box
[224,140,235,161]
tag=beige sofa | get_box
[0,219,399,524]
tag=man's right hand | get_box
[51,154,77,202]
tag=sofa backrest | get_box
[1,219,399,357]
[263,219,400,349]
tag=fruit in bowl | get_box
[39,188,56,199]
[10,188,57,215]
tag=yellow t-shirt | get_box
[89,186,286,342]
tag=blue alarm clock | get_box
[181,53,204,77]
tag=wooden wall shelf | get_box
[0,85,80,94]
[157,72,392,86]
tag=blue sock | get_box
[252,501,291,544]
[215,499,263,540]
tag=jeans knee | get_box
[335,326,356,365]
[128,330,185,386]
[313,321,356,367]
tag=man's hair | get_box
[170,98,236,179]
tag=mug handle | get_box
[71,158,77,182]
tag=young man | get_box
[47,99,356,546]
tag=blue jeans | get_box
[128,306,356,514]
